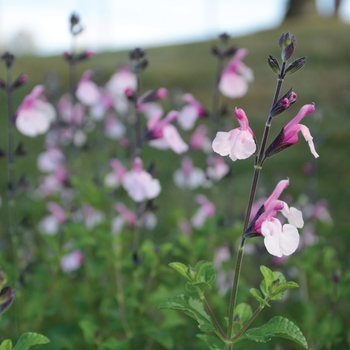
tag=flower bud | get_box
[0,78,6,89]
[12,74,28,89]
[129,48,146,60]
[76,50,95,62]
[270,88,297,117]
[0,286,15,314]
[219,33,230,43]
[224,46,238,58]
[285,57,307,75]
[278,32,296,62]
[1,52,15,68]
[211,45,219,56]
[267,55,280,74]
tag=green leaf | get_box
[259,266,298,300]
[197,334,225,350]
[79,318,99,344]
[0,340,12,350]
[244,316,308,349]
[250,288,270,307]
[158,294,215,332]
[234,303,253,325]
[259,266,276,297]
[98,338,130,350]
[144,330,174,349]
[169,262,192,282]
[12,333,50,350]
[186,282,212,294]
[194,261,216,286]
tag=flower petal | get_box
[280,224,300,256]
[262,219,283,257]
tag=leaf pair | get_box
[0,333,49,350]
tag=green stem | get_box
[202,295,227,341]
[5,65,20,337]
[230,303,266,342]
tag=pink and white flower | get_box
[190,124,212,153]
[37,146,65,173]
[177,94,206,130]
[191,195,215,229]
[206,156,230,182]
[147,111,188,154]
[173,157,206,189]
[219,48,254,99]
[122,158,161,202]
[212,107,256,161]
[282,104,319,158]
[76,70,100,106]
[112,203,137,235]
[16,85,56,137]
[104,158,127,188]
[251,179,303,258]
[104,113,126,140]
[60,250,84,273]
[38,202,66,236]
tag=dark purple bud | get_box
[211,45,219,56]
[70,13,80,27]
[278,32,296,49]
[15,142,26,156]
[0,78,6,89]
[0,286,15,315]
[62,51,73,61]
[130,48,146,60]
[270,87,296,117]
[1,52,15,68]
[264,128,291,158]
[137,58,148,70]
[0,149,5,157]
[267,55,280,74]
[12,74,28,89]
[219,33,230,43]
[224,46,238,58]
[285,57,307,75]
[76,50,95,62]
[332,268,343,284]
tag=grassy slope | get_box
[1,16,349,257]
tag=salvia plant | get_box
[159,32,316,350]
[1,11,346,350]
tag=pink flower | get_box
[190,125,211,153]
[147,111,189,154]
[191,195,215,229]
[60,250,84,273]
[206,156,230,181]
[112,203,137,235]
[106,65,137,115]
[283,104,319,158]
[104,158,127,188]
[76,70,100,106]
[37,146,65,173]
[219,49,253,98]
[122,158,161,202]
[266,104,318,158]
[16,85,56,137]
[177,94,206,130]
[173,157,206,189]
[82,204,105,230]
[212,108,256,161]
[38,202,66,235]
[251,179,302,258]
[104,113,126,140]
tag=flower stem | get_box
[4,62,20,338]
[225,62,286,349]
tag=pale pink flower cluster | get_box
[122,158,161,203]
